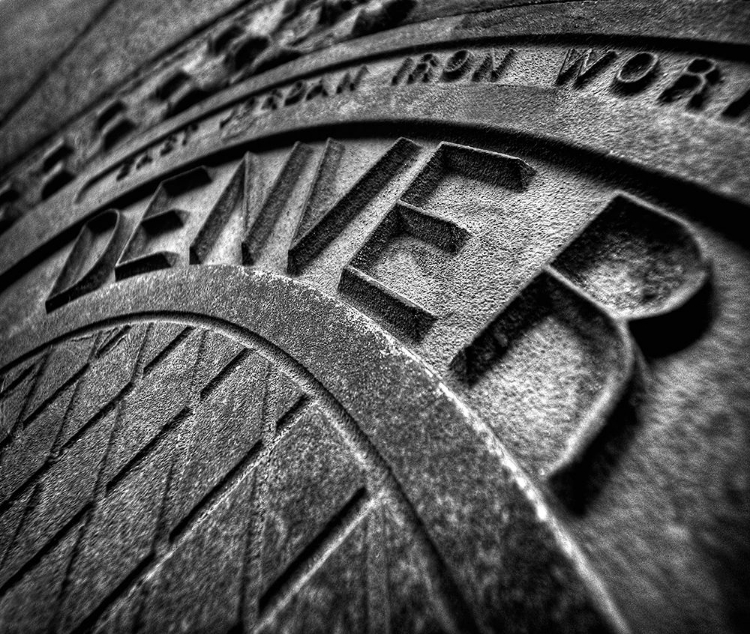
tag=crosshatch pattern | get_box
[0,321,470,633]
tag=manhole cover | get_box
[0,1,748,632]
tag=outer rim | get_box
[0,264,629,633]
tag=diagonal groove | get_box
[170,439,263,543]
[51,400,125,630]
[143,326,192,376]
[95,325,131,358]
[5,362,89,441]
[259,487,371,617]
[274,393,309,437]
[0,505,90,598]
[105,407,192,494]
[56,332,150,633]
[70,437,264,633]
[0,377,131,519]
[0,361,38,399]
[0,479,41,573]
[71,553,155,634]
[199,348,250,402]
[3,350,52,440]
[0,317,485,634]
[60,380,132,457]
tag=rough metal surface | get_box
[0,0,749,632]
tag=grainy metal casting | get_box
[0,1,748,632]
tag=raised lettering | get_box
[190,153,261,265]
[260,88,285,112]
[288,138,422,274]
[557,48,618,87]
[336,65,369,93]
[613,52,659,93]
[340,202,469,341]
[391,57,414,85]
[95,100,136,151]
[471,49,514,83]
[304,77,330,101]
[46,210,129,312]
[659,58,720,108]
[722,87,750,121]
[442,50,475,81]
[242,143,314,265]
[392,54,439,85]
[40,139,75,200]
[115,167,212,280]
[284,80,308,106]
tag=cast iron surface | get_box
[0,1,749,632]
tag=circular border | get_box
[2,266,628,633]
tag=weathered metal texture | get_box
[0,0,749,632]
